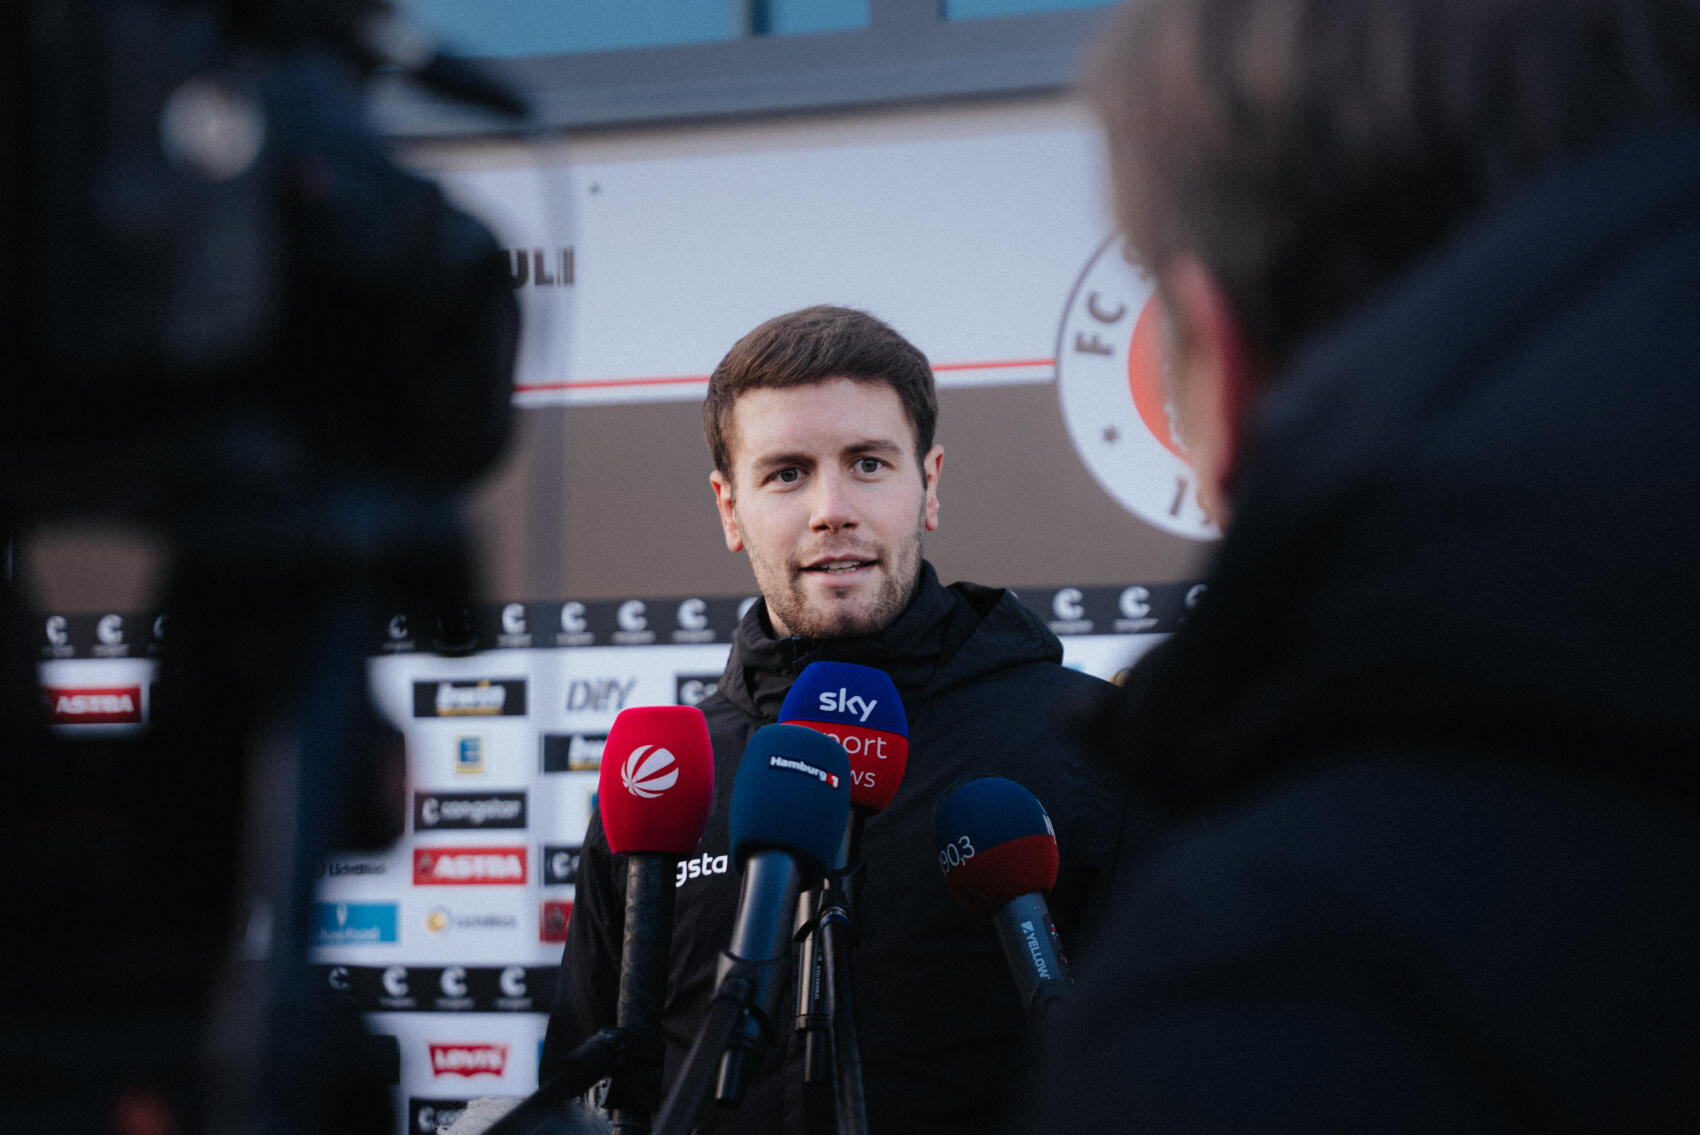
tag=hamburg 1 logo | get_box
[1057,236,1220,541]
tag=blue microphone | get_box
[714,724,851,1103]
[934,777,1071,1031]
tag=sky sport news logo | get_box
[312,902,399,946]
[413,679,527,718]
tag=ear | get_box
[1162,256,1261,523]
[921,444,943,532]
[709,470,743,552]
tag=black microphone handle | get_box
[989,891,1073,1028]
[714,849,805,1106]
[609,853,679,1131]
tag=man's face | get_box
[711,377,943,639]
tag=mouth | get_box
[802,558,878,578]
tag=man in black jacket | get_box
[542,306,1142,1133]
[1046,0,1700,1128]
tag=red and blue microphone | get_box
[933,776,1072,1033]
[778,660,909,1088]
[778,659,908,820]
[595,705,715,1129]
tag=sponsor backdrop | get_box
[36,97,1210,1132]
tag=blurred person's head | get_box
[703,306,943,639]
[1088,0,1700,520]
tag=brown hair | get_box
[1088,0,1700,371]
[702,305,938,479]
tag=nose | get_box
[809,469,857,532]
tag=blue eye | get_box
[775,468,801,484]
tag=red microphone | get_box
[595,706,714,1129]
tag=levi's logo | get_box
[817,687,877,723]
[429,1043,508,1077]
[413,847,527,885]
[45,685,143,725]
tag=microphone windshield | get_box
[597,706,714,855]
[729,724,851,875]
[778,661,908,813]
[933,777,1059,917]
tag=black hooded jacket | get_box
[1047,125,1700,1129]
[544,562,1147,1133]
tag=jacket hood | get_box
[717,561,1065,720]
[1098,123,1700,810]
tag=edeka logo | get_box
[413,679,527,718]
[540,900,573,943]
[311,902,398,946]
[413,847,527,886]
[620,745,678,799]
[456,735,486,775]
[44,685,143,725]
[429,1043,508,1078]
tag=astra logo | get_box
[46,685,143,725]
[383,966,410,998]
[45,616,68,647]
[617,601,647,633]
[1119,586,1151,619]
[440,967,468,998]
[413,848,527,885]
[501,604,526,636]
[676,598,708,631]
[327,966,351,992]
[97,614,123,645]
[1186,583,1207,608]
[621,746,678,799]
[817,687,877,723]
[676,852,730,888]
[1052,589,1086,621]
[429,1043,507,1078]
[500,966,527,999]
[389,614,409,640]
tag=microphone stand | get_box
[793,815,869,1135]
[650,959,765,1135]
